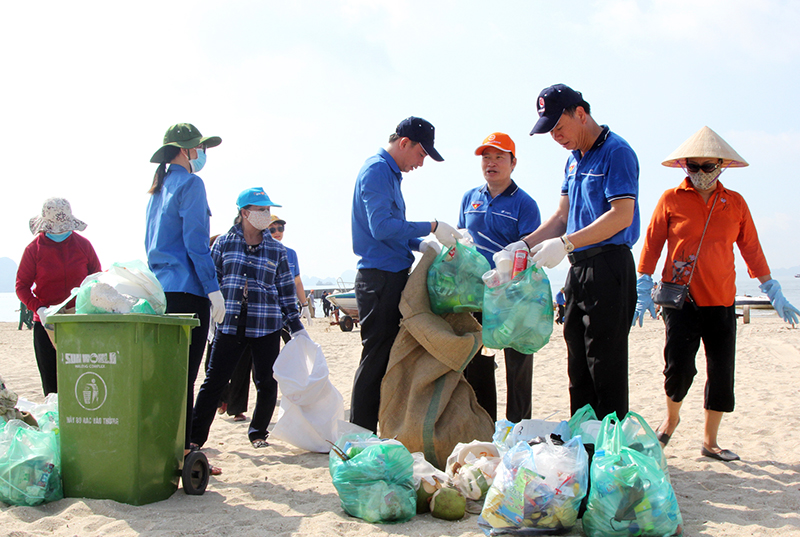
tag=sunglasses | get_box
[686,161,720,173]
[268,226,285,234]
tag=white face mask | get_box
[245,209,271,230]
[688,167,723,190]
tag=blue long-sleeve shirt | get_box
[145,164,220,297]
[351,148,432,272]
[212,224,303,337]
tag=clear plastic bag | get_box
[567,404,601,445]
[73,260,166,315]
[493,419,571,455]
[582,413,682,537]
[445,441,500,500]
[427,242,490,315]
[479,436,589,534]
[482,265,553,354]
[329,432,416,524]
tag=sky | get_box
[2,0,799,287]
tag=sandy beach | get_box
[1,314,799,536]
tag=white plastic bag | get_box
[271,336,345,453]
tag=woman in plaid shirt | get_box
[190,188,309,454]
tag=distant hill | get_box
[0,257,17,293]
[303,270,357,289]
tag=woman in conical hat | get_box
[634,126,799,462]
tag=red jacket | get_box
[16,232,102,321]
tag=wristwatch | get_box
[560,234,575,253]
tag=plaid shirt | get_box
[212,225,303,338]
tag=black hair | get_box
[563,100,592,117]
[388,133,419,146]
[148,146,182,194]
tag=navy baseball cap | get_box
[530,84,585,135]
[395,117,444,162]
[236,187,281,209]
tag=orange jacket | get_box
[638,178,769,307]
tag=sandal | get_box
[210,465,223,476]
[251,439,269,449]
[233,414,246,422]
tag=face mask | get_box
[190,148,206,173]
[687,167,723,190]
[46,231,72,242]
[245,210,271,230]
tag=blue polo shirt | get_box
[352,148,432,272]
[285,246,300,278]
[458,180,541,267]
[561,126,640,251]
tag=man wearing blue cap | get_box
[504,85,640,420]
[350,116,462,433]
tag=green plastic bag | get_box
[0,419,63,506]
[568,404,600,444]
[427,242,490,315]
[329,432,416,524]
[482,265,553,354]
[74,260,166,315]
[582,413,682,537]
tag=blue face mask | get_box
[190,148,206,173]
[46,231,72,242]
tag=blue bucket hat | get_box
[236,187,282,209]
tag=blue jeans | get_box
[191,330,281,446]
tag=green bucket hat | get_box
[150,123,222,163]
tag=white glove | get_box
[502,239,530,254]
[419,240,442,255]
[208,290,226,324]
[292,328,311,340]
[301,305,313,324]
[433,220,462,247]
[530,237,568,269]
[37,307,48,325]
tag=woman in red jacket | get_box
[16,198,101,396]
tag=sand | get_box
[1,314,799,536]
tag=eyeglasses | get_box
[686,161,720,173]
[268,226,284,234]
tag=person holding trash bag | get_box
[16,198,101,396]
[349,116,461,433]
[191,187,309,453]
[635,126,799,462]
[457,132,541,423]
[503,84,640,421]
[145,123,227,458]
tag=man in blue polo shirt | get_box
[458,132,541,423]
[505,84,639,420]
[350,116,461,433]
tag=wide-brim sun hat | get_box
[29,198,87,235]
[662,126,748,168]
[150,123,222,163]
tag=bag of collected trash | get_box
[479,435,589,534]
[482,265,553,354]
[446,441,501,501]
[582,413,682,537]
[0,393,63,506]
[427,242,490,315]
[71,260,166,315]
[329,432,416,524]
[493,418,572,455]
[594,411,668,479]
[271,336,345,453]
[567,404,601,445]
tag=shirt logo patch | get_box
[471,202,483,210]
[568,163,576,173]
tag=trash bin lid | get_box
[48,313,200,327]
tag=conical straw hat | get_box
[662,126,748,168]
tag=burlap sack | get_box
[379,249,494,469]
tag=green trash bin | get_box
[49,313,200,505]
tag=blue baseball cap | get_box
[236,187,281,209]
[396,116,444,162]
[530,84,585,135]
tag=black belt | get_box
[568,243,628,264]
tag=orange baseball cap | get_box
[474,132,516,156]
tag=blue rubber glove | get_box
[632,274,657,327]
[759,279,800,326]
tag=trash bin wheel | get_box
[182,451,209,495]
[339,315,354,332]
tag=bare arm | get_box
[567,198,636,249]
[522,195,570,248]
[295,275,307,306]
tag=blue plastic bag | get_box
[428,242,490,315]
[482,265,553,354]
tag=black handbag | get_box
[652,193,718,310]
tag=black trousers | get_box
[33,322,57,396]
[662,305,736,412]
[464,312,534,423]
[564,248,635,420]
[192,330,282,446]
[218,347,253,416]
[350,268,408,432]
[165,292,210,450]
